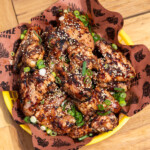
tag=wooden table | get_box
[0,0,150,149]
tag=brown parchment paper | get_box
[0,0,150,149]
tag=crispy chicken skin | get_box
[75,87,121,117]
[13,26,45,72]
[14,11,136,139]
[96,41,136,83]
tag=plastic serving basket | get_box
[2,29,132,146]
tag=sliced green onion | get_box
[55,76,61,84]
[38,64,45,69]
[82,61,87,76]
[37,59,44,66]
[51,72,56,77]
[130,76,135,78]
[75,111,83,123]
[33,30,42,44]
[46,128,52,135]
[76,120,84,127]
[65,58,70,63]
[59,9,63,12]
[24,67,30,72]
[84,77,91,84]
[120,93,127,98]
[93,34,101,43]
[79,15,86,22]
[114,87,125,92]
[68,109,75,116]
[118,97,125,102]
[74,10,80,16]
[24,116,30,123]
[97,111,111,116]
[51,131,57,136]
[11,52,15,56]
[59,56,62,60]
[41,100,45,105]
[78,135,89,141]
[23,30,27,35]
[62,101,67,111]
[51,62,54,65]
[30,116,37,124]
[40,125,47,131]
[104,99,111,106]
[119,100,126,107]
[89,133,93,137]
[111,43,118,50]
[88,25,92,33]
[71,105,76,114]
[83,21,88,27]
[86,69,93,76]
[20,34,25,40]
[97,104,105,111]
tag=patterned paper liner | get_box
[0,0,150,149]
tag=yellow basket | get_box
[2,29,132,146]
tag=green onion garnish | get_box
[120,93,127,98]
[59,56,62,60]
[119,99,126,107]
[24,67,30,72]
[65,58,70,63]
[61,100,67,111]
[11,52,15,56]
[93,34,101,43]
[82,61,87,76]
[78,135,89,141]
[51,131,57,136]
[104,99,111,106]
[51,72,56,77]
[55,76,61,84]
[97,104,105,111]
[74,10,80,17]
[97,111,111,116]
[36,59,45,69]
[89,133,93,137]
[114,87,125,92]
[84,77,91,84]
[130,76,135,78]
[24,116,30,123]
[46,128,57,136]
[111,43,118,50]
[76,120,85,127]
[20,34,25,40]
[68,109,75,116]
[88,25,92,33]
[83,21,88,27]
[79,15,87,22]
[41,100,45,105]
[30,116,37,124]
[104,64,109,69]
[33,30,42,44]
[23,30,27,35]
[40,125,47,131]
[75,111,83,124]
[86,69,93,76]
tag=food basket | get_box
[2,29,132,146]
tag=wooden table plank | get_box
[0,0,18,32]
[100,0,150,19]
[13,0,57,23]
[124,12,150,48]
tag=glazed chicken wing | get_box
[13,26,45,72]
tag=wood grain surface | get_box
[0,0,150,150]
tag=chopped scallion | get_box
[20,34,25,40]
[24,67,30,73]
[78,135,89,141]
[76,120,85,127]
[111,43,118,50]
[40,125,47,131]
[23,30,27,35]
[114,87,125,92]
[41,100,45,105]
[24,116,30,123]
[82,61,87,76]
[11,52,15,56]
[119,100,126,107]
[120,93,127,98]
[33,30,42,44]
[97,104,105,111]
[55,76,61,84]
[104,99,111,106]
[30,116,37,124]
[51,72,56,77]
[97,111,111,116]
[74,10,80,16]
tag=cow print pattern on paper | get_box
[93,8,105,17]
[106,16,118,25]
[52,138,71,147]
[134,49,146,62]
[106,27,115,40]
[35,136,49,147]
[143,64,150,76]
[0,43,9,58]
[142,81,150,98]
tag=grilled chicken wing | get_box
[75,87,121,117]
[96,41,136,83]
[13,26,45,72]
